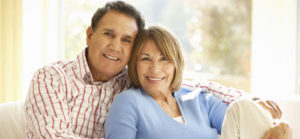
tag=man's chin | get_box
[102,69,122,78]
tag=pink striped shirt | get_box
[25,48,243,139]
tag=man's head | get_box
[86,1,145,82]
[91,1,145,33]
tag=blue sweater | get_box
[105,87,228,139]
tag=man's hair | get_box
[91,1,145,32]
[128,25,184,92]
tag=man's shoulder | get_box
[33,59,76,78]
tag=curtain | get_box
[0,0,23,103]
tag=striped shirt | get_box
[25,47,243,139]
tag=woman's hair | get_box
[128,25,184,92]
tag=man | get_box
[24,1,288,138]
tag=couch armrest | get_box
[0,101,26,138]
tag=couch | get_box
[0,101,25,138]
[0,100,299,138]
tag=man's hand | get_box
[256,99,282,119]
[261,121,292,139]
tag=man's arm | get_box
[25,66,82,138]
[182,79,282,119]
[262,121,292,139]
[182,79,243,104]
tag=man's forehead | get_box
[99,11,137,27]
[97,11,138,36]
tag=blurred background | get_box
[1,0,299,102]
[1,0,300,137]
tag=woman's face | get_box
[137,40,175,95]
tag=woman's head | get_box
[128,25,184,92]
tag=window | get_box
[63,0,252,92]
[251,0,298,98]
[297,0,300,95]
[22,0,298,99]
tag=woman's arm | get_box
[204,93,228,134]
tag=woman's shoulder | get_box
[115,87,144,101]
[176,87,207,97]
[176,87,219,104]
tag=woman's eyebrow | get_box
[140,53,150,56]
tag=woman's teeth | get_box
[147,77,162,81]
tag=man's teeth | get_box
[105,54,119,60]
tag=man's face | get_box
[86,10,138,82]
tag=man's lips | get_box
[103,54,120,61]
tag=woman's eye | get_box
[161,56,168,61]
[122,38,131,43]
[141,57,150,61]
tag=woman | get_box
[105,26,291,139]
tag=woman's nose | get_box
[149,61,161,73]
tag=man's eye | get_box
[104,32,112,37]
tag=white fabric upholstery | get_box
[0,100,298,138]
[0,101,26,139]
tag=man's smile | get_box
[103,54,120,61]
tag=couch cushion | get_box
[0,101,25,138]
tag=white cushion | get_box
[0,101,26,138]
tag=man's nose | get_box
[109,38,121,51]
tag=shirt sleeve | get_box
[25,65,84,139]
[205,93,228,135]
[182,79,245,104]
[105,92,137,139]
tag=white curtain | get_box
[0,0,23,103]
[22,0,64,99]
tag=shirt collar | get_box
[75,47,92,83]
[76,47,128,85]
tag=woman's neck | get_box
[148,91,182,118]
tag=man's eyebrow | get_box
[103,28,114,32]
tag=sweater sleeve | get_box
[105,91,138,139]
[205,93,228,135]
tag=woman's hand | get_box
[261,121,292,139]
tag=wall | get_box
[278,100,300,138]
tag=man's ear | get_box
[86,26,93,45]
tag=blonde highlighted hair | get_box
[128,25,184,92]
